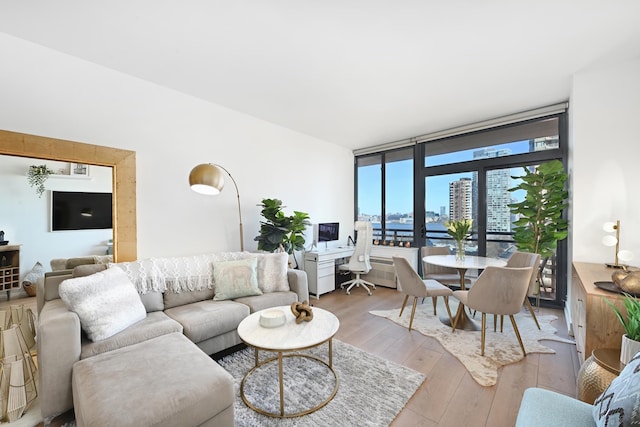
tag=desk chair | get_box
[338,221,375,295]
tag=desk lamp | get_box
[189,163,244,251]
[602,220,633,268]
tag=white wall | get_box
[0,156,113,274]
[571,58,640,265]
[0,34,354,279]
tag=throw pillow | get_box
[593,351,640,426]
[254,252,290,293]
[59,266,147,342]
[213,257,262,301]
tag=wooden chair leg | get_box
[409,297,419,331]
[452,303,463,332]
[481,313,487,356]
[510,314,527,356]
[524,297,541,330]
[500,315,504,332]
[443,296,453,325]
[432,296,437,315]
[399,295,409,317]
[493,314,497,332]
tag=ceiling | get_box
[2,1,639,150]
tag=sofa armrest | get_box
[515,388,595,427]
[37,270,73,315]
[37,298,82,418]
[287,269,309,302]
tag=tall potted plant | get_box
[254,198,311,268]
[508,159,569,259]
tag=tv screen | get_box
[52,191,113,231]
[318,222,339,242]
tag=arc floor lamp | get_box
[189,163,244,251]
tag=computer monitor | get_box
[318,222,339,242]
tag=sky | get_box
[358,140,533,216]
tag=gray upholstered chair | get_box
[393,256,453,331]
[421,246,473,288]
[505,251,542,330]
[452,266,533,356]
[339,221,375,295]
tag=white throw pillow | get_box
[254,252,290,293]
[213,257,262,301]
[59,266,147,342]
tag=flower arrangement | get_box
[445,218,472,260]
[445,218,473,241]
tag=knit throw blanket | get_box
[110,252,251,294]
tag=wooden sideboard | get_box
[572,262,627,364]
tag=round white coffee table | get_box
[237,305,340,418]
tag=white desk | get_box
[304,247,354,299]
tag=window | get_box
[355,110,567,307]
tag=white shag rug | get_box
[218,339,425,426]
[370,298,575,387]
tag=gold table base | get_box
[240,339,339,418]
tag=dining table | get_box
[423,254,507,331]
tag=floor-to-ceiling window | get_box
[355,107,568,307]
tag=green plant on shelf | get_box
[27,165,54,198]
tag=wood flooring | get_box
[312,286,580,427]
[4,286,580,427]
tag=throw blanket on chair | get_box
[111,252,251,294]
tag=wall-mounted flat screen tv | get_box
[318,222,339,242]
[51,191,113,231]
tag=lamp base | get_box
[605,262,627,269]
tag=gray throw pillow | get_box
[593,351,640,426]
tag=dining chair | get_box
[505,251,542,330]
[339,221,375,295]
[452,266,533,356]
[393,257,453,331]
[421,246,474,289]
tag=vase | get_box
[455,240,466,261]
[620,334,640,365]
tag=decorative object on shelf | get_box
[605,292,640,364]
[26,164,54,198]
[508,160,568,259]
[259,309,286,328]
[0,231,6,246]
[602,220,634,269]
[445,218,472,261]
[70,162,90,177]
[254,198,310,269]
[290,300,313,323]
[611,269,640,294]
[189,163,244,250]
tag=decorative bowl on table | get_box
[259,309,286,328]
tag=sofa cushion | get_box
[80,310,183,359]
[213,257,262,301]
[60,266,147,342]
[254,252,290,292]
[593,351,640,426]
[163,288,215,310]
[234,291,298,313]
[165,300,249,343]
[516,387,595,427]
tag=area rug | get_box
[370,299,575,387]
[218,339,425,426]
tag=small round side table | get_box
[576,348,623,404]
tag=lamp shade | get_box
[602,235,618,247]
[602,222,618,233]
[189,164,225,195]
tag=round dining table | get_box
[423,254,507,331]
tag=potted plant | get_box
[27,165,54,198]
[254,198,311,268]
[605,294,640,364]
[508,159,569,259]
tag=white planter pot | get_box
[620,334,640,365]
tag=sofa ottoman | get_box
[72,332,234,427]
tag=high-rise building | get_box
[449,178,472,221]
[473,148,512,232]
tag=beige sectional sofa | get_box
[36,251,309,425]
